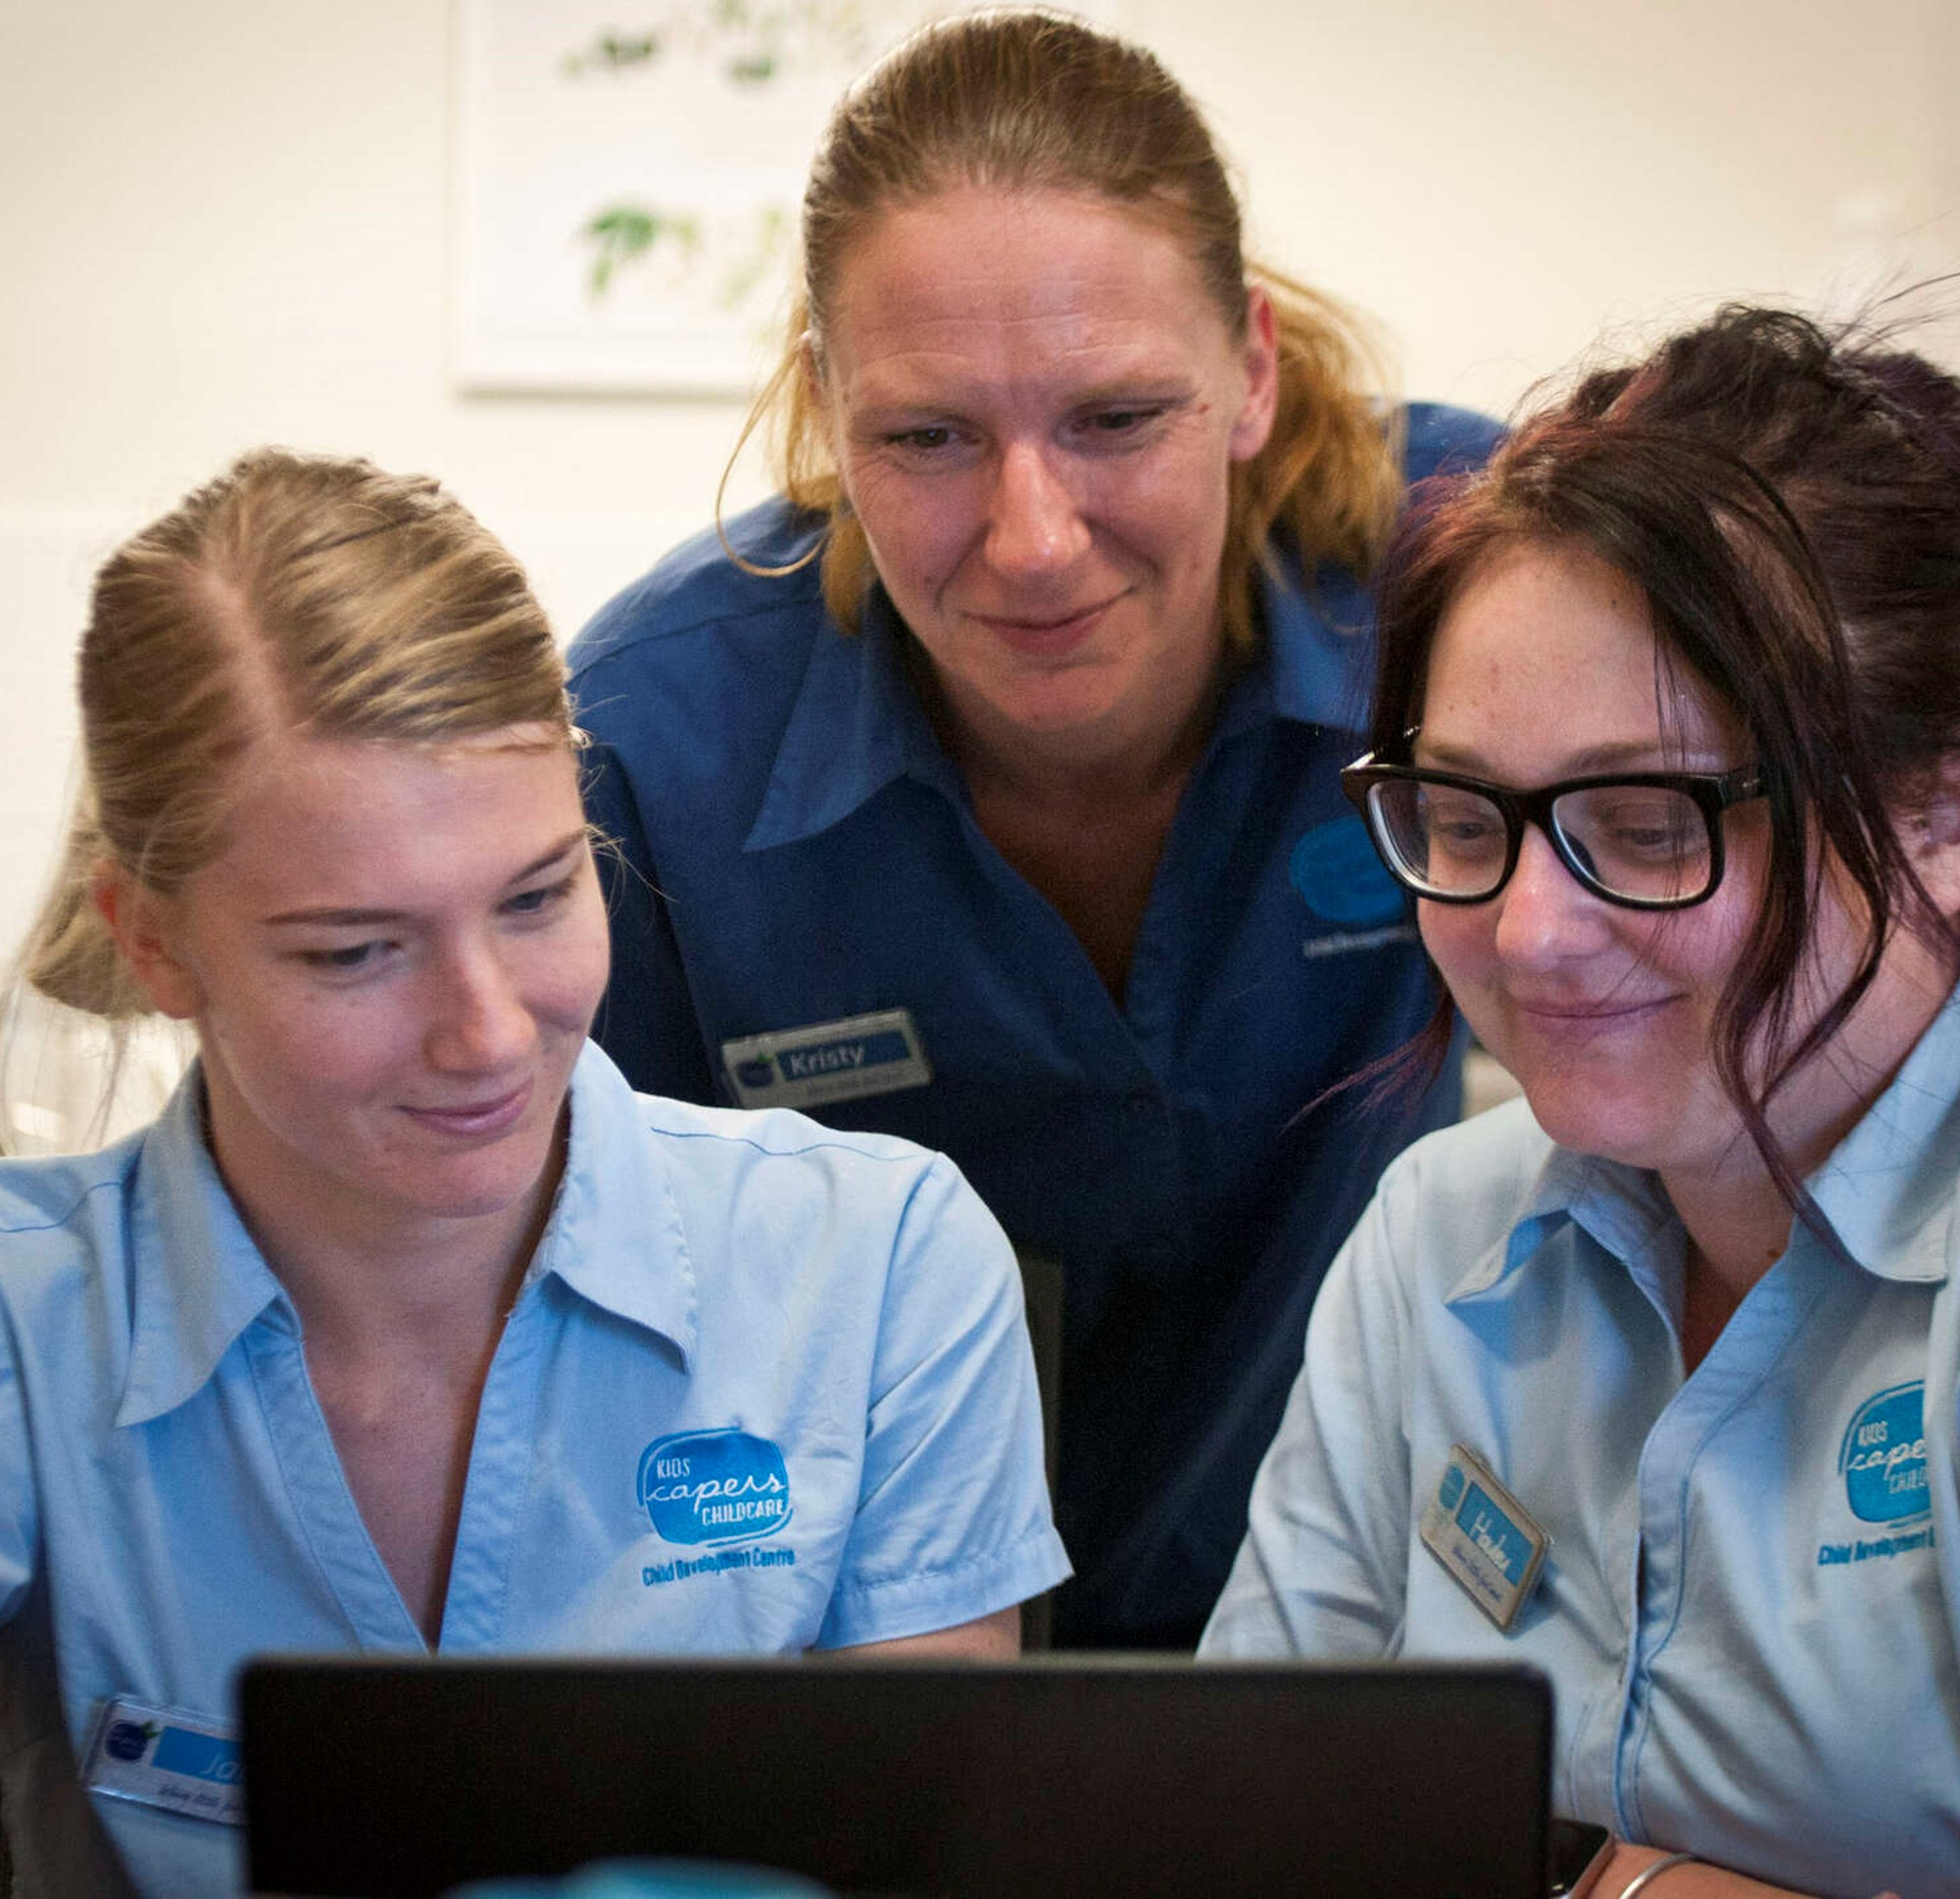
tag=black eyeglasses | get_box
[1341,752,1767,910]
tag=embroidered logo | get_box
[1838,1383,1930,1526]
[1289,816,1407,928]
[638,1427,794,1546]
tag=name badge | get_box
[1419,1444,1550,1631]
[720,1008,932,1111]
[83,1695,244,1826]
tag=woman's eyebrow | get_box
[261,834,588,927]
[1414,736,1720,775]
[502,833,590,886]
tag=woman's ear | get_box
[802,329,854,511]
[1898,753,1960,930]
[1228,286,1281,464]
[802,330,836,449]
[93,867,201,1020]
[1921,752,1960,847]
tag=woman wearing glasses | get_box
[1202,307,1960,1899]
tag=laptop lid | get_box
[240,1654,1552,1897]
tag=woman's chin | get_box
[1514,1082,1676,1172]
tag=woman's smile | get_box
[153,729,610,1256]
[821,184,1277,756]
[399,1079,536,1141]
[1414,540,1765,1179]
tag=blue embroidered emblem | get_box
[1289,817,1407,926]
[1839,1383,1930,1525]
[639,1428,794,1546]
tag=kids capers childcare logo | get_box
[1838,1383,1930,1526]
[638,1427,794,1547]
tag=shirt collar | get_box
[1450,981,1960,1305]
[523,1042,699,1362]
[1429,1112,1667,1307]
[118,1045,699,1428]
[1220,555,1379,741]
[119,1065,287,1427]
[1800,980,1960,1284]
[743,546,1377,852]
[743,585,953,852]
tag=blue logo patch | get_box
[639,1428,794,1546]
[1289,818,1407,927]
[1839,1383,1930,1525]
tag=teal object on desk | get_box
[445,1861,833,1897]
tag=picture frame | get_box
[452,0,1126,397]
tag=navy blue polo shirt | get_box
[569,402,1501,1646]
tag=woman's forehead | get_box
[823,185,1224,356]
[192,728,584,904]
[259,719,567,773]
[1421,540,1740,765]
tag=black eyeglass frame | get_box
[1340,753,1768,911]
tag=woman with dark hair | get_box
[568,7,1499,1650]
[1202,308,1960,1898]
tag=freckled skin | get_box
[134,730,611,1268]
[1417,539,1952,1205]
[818,185,1278,774]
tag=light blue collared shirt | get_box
[1204,989,1960,1898]
[0,1044,1067,1897]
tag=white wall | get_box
[1155,0,1960,408]
[4,0,1957,979]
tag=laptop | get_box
[240,1654,1554,1897]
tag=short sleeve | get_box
[1200,1180,1416,1658]
[815,1156,1070,1646]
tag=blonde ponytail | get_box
[1,446,572,1152]
[19,791,156,1022]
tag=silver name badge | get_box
[1419,1443,1550,1631]
[83,1695,245,1826]
[720,1008,932,1111]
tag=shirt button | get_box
[1122,1089,1156,1114]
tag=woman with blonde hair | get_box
[569,7,1500,1650]
[0,448,1065,1897]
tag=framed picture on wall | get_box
[451,0,1129,397]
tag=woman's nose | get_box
[424,947,533,1071]
[1491,823,1614,967]
[983,442,1091,579]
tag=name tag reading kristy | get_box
[721,1009,932,1111]
[82,1696,245,1826]
[1420,1444,1551,1631]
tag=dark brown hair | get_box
[1371,304,1960,1212]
